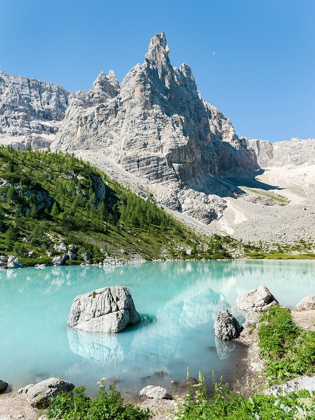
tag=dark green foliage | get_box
[47,385,151,420]
[51,202,59,218]
[5,226,16,250]
[0,147,212,264]
[258,305,315,380]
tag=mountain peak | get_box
[145,32,170,62]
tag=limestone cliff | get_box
[0,71,70,149]
[249,138,315,168]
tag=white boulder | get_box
[67,286,141,333]
[139,385,172,400]
[296,295,315,311]
[18,377,75,408]
[7,255,23,269]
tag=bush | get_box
[47,383,151,420]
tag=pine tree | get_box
[7,186,16,201]
[5,227,16,250]
[51,202,59,218]
[30,205,37,219]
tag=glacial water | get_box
[1,260,314,397]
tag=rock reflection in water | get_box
[67,328,132,364]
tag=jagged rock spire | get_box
[90,70,120,102]
[144,33,173,87]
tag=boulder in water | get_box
[213,309,242,341]
[67,286,141,333]
[0,380,8,392]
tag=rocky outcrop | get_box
[7,255,23,269]
[249,138,315,168]
[0,71,70,148]
[236,285,278,327]
[296,295,315,311]
[213,309,242,340]
[0,379,8,392]
[139,385,172,400]
[67,286,141,333]
[265,376,315,397]
[52,255,65,266]
[18,377,75,408]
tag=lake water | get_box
[1,260,314,397]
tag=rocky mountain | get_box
[50,33,258,223]
[0,71,70,149]
[1,34,314,244]
[249,138,315,168]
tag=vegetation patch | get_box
[258,305,315,381]
[47,384,151,420]
[244,187,291,205]
[169,373,315,419]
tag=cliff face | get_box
[52,33,257,184]
[0,71,70,149]
[249,138,315,168]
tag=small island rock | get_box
[67,286,141,333]
[296,295,315,311]
[214,309,242,341]
[19,377,75,408]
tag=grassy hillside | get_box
[0,147,236,266]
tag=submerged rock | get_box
[139,385,172,400]
[213,309,242,341]
[7,255,23,269]
[296,295,315,311]
[0,379,8,392]
[19,377,75,408]
[67,286,141,333]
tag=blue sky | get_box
[1,0,314,142]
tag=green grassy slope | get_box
[0,147,235,266]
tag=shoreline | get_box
[1,255,315,271]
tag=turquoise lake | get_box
[1,260,314,397]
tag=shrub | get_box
[47,383,151,420]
